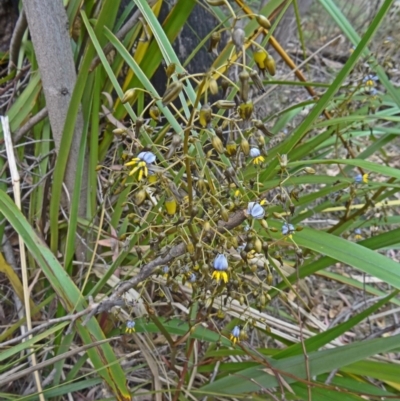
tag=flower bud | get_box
[215,100,236,109]
[165,63,176,79]
[162,81,183,106]
[112,128,126,135]
[221,207,229,222]
[221,78,230,97]
[165,196,177,215]
[250,69,265,93]
[208,31,221,55]
[149,105,161,122]
[239,70,250,102]
[266,55,276,76]
[199,103,212,128]
[121,88,135,104]
[256,15,271,29]
[226,140,237,156]
[197,178,207,193]
[211,135,224,154]
[186,242,195,254]
[304,167,316,174]
[254,119,273,136]
[253,49,268,75]
[254,238,262,253]
[209,77,219,95]
[240,138,250,155]
[232,28,245,52]
[134,189,146,205]
[166,134,182,159]
[238,101,253,120]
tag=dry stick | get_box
[8,10,27,73]
[1,116,45,401]
[13,107,48,143]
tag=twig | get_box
[13,107,48,143]
[1,115,44,400]
[8,10,28,73]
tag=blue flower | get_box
[213,254,228,270]
[249,148,264,165]
[212,254,229,283]
[189,273,197,283]
[282,223,295,236]
[125,320,136,333]
[363,75,378,87]
[138,151,156,164]
[230,326,241,344]
[125,151,156,181]
[354,173,368,184]
[247,202,265,219]
[354,228,363,240]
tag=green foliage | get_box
[1,0,400,400]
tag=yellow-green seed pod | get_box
[250,69,265,93]
[211,135,224,154]
[134,189,146,205]
[239,70,250,102]
[226,140,237,156]
[304,167,316,174]
[165,196,177,215]
[254,238,262,253]
[205,297,213,309]
[239,329,248,341]
[217,309,225,318]
[266,55,276,76]
[240,138,250,156]
[209,77,219,95]
[257,133,265,147]
[204,220,211,232]
[260,219,268,229]
[254,119,273,137]
[230,235,239,248]
[221,207,229,222]
[267,273,273,285]
[162,81,183,106]
[112,128,126,135]
[239,296,245,305]
[256,14,271,29]
[221,78,230,96]
[166,134,182,159]
[199,103,212,127]
[149,105,161,122]
[238,101,253,120]
[260,294,266,306]
[250,264,257,273]
[186,242,195,254]
[165,63,176,79]
[148,172,157,184]
[253,49,268,74]
[215,100,236,109]
[206,0,225,5]
[208,31,221,55]
[121,88,135,104]
[197,178,207,193]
